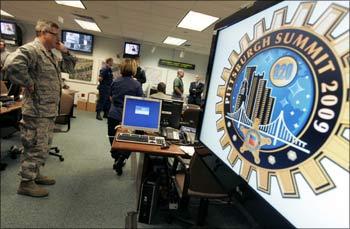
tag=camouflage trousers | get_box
[19,115,55,181]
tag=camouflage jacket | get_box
[3,38,76,117]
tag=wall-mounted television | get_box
[0,20,22,45]
[61,30,94,53]
[200,0,349,228]
[123,42,140,58]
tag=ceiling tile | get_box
[1,0,248,55]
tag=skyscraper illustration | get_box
[235,66,275,125]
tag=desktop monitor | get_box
[61,30,94,53]
[122,96,162,133]
[199,1,349,228]
[160,99,183,129]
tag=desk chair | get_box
[181,105,201,128]
[49,92,74,161]
[54,92,74,132]
[171,147,230,226]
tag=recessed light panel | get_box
[0,10,14,17]
[177,10,219,31]
[163,36,187,46]
[75,19,101,32]
[55,1,86,9]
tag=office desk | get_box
[0,101,22,115]
[112,128,187,211]
[112,138,185,157]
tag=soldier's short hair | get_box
[120,58,137,77]
[35,19,59,36]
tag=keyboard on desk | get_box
[116,133,166,146]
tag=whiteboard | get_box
[144,66,164,85]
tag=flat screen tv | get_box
[123,42,140,58]
[61,30,93,53]
[200,1,349,228]
[0,20,21,45]
[1,21,16,35]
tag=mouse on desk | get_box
[161,141,170,149]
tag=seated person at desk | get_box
[150,82,171,100]
[107,58,143,176]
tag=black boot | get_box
[96,112,103,120]
[103,112,108,118]
[113,157,126,176]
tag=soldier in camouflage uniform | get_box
[3,19,76,197]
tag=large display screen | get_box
[200,1,349,228]
[123,42,140,58]
[61,30,93,53]
[0,21,16,35]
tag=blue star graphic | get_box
[289,80,304,97]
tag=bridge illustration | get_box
[226,103,310,154]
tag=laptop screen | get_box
[122,96,162,132]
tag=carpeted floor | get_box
[1,109,252,228]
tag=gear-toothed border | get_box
[216,2,349,198]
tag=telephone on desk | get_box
[180,126,196,145]
[161,127,180,140]
[161,126,196,144]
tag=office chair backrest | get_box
[59,92,74,115]
[182,107,202,128]
[54,92,74,132]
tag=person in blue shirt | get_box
[107,58,143,175]
[96,57,114,120]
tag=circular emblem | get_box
[269,56,298,87]
[215,2,349,198]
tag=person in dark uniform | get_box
[188,75,204,106]
[134,57,146,86]
[107,58,143,175]
[96,57,114,120]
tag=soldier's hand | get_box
[56,42,69,54]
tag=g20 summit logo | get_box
[216,2,349,198]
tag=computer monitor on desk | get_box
[160,99,183,129]
[122,96,162,133]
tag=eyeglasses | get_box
[47,31,59,37]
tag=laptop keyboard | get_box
[116,133,165,145]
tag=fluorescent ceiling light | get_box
[163,36,187,46]
[55,0,86,9]
[1,10,14,17]
[177,10,219,31]
[75,19,101,32]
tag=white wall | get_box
[16,21,209,101]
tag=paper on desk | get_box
[179,146,195,156]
